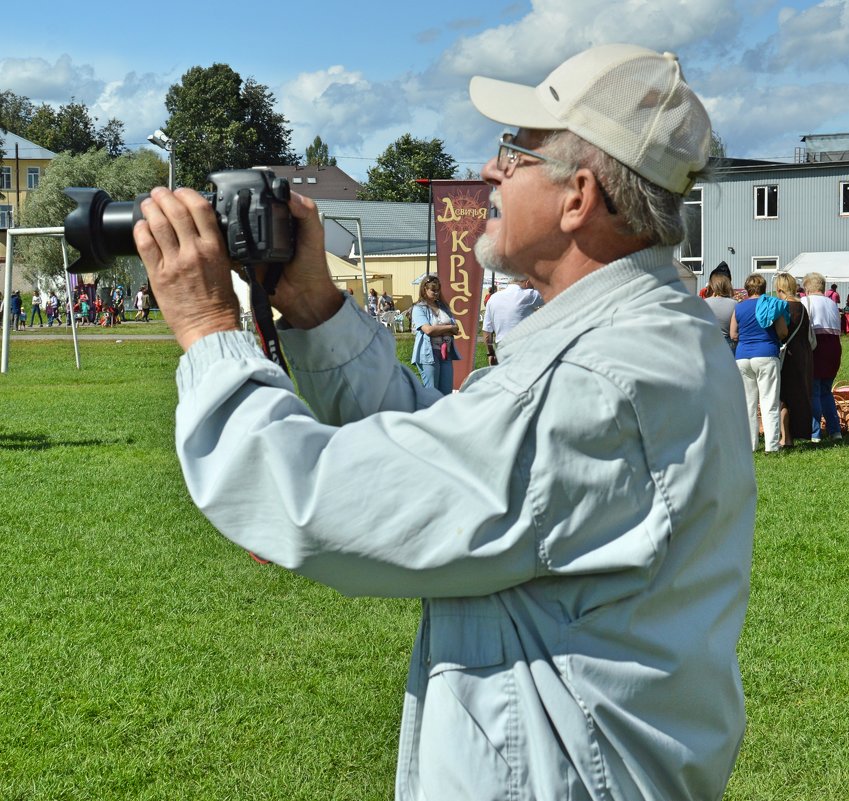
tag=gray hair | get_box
[803,272,826,294]
[540,130,699,246]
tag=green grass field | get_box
[1,333,847,800]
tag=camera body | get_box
[203,169,295,266]
[63,168,297,273]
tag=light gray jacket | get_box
[175,245,755,800]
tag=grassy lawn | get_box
[1,335,848,800]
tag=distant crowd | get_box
[1,284,152,330]
[701,263,844,451]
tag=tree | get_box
[0,91,36,159]
[95,118,127,157]
[710,131,726,159]
[1,93,125,159]
[162,64,296,189]
[358,134,457,202]
[0,90,35,134]
[305,135,336,167]
[14,148,167,288]
[26,99,98,155]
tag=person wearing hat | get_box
[134,43,754,800]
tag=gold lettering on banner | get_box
[437,196,488,223]
[449,253,471,340]
[451,230,471,253]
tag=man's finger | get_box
[138,194,180,259]
[175,187,223,244]
[147,187,202,249]
[133,218,162,269]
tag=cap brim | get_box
[469,76,563,130]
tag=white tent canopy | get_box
[786,252,849,282]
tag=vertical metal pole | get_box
[355,220,367,303]
[425,180,433,276]
[1,231,14,373]
[168,145,176,190]
[61,239,81,369]
[15,143,21,212]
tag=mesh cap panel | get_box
[470,44,711,194]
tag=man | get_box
[134,43,755,801]
[482,276,543,364]
[378,290,395,313]
[825,283,841,305]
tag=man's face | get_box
[474,129,566,279]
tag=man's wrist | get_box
[272,281,344,330]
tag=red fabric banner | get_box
[432,180,490,389]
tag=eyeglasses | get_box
[496,133,618,215]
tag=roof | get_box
[786,252,849,281]
[260,164,361,200]
[314,199,435,256]
[705,157,849,177]
[0,131,57,160]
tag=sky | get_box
[2,0,849,182]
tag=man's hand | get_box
[264,192,343,329]
[134,187,240,351]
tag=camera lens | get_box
[64,188,145,273]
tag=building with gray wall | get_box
[679,134,849,294]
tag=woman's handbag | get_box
[779,311,805,366]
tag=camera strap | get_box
[244,265,289,376]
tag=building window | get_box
[678,186,703,273]
[292,177,303,184]
[841,181,849,216]
[754,185,778,219]
[27,167,40,189]
[307,177,317,184]
[0,166,11,190]
[0,204,12,229]
[753,256,778,271]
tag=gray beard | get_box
[473,233,525,278]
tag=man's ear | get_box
[559,168,602,233]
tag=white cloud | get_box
[703,81,848,159]
[0,54,103,104]
[768,0,849,70]
[435,0,740,84]
[92,72,172,147]
[280,65,412,156]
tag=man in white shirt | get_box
[482,277,543,364]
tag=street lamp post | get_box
[147,129,175,189]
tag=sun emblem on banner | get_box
[435,188,490,242]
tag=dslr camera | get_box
[63,168,297,273]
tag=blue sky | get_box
[3,0,849,181]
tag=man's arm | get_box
[482,303,497,364]
[483,331,498,365]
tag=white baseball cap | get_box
[469,43,712,195]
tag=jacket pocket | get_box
[419,614,513,801]
[427,612,505,675]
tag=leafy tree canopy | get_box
[305,135,336,167]
[358,134,457,202]
[0,92,125,158]
[710,130,727,159]
[162,64,296,189]
[0,91,36,159]
[15,148,167,287]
